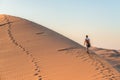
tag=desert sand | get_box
[92,47,120,72]
[0,14,120,80]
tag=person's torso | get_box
[85,38,90,44]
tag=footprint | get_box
[26,51,29,53]
[34,73,39,76]
[38,78,42,80]
[35,68,38,71]
[18,45,22,48]
[22,47,26,51]
[31,59,34,62]
[37,70,40,72]
[14,42,18,46]
[29,54,33,57]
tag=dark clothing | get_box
[87,43,91,48]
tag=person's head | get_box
[86,35,88,38]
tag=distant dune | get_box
[91,47,120,72]
[0,14,120,80]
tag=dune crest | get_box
[0,14,120,80]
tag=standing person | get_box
[84,35,91,53]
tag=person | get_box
[84,35,91,53]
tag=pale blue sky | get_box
[0,0,120,49]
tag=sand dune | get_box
[0,14,120,80]
[92,47,120,72]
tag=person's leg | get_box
[86,44,90,53]
[86,46,89,53]
[87,47,89,53]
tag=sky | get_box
[0,0,120,49]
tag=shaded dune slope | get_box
[0,15,120,80]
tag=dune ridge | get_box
[0,14,120,80]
